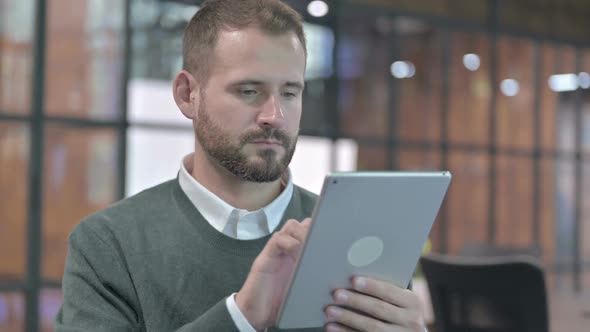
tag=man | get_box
[55,0,426,331]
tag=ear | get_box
[173,70,200,120]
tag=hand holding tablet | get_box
[277,171,451,329]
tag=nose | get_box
[256,94,285,129]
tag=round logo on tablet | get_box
[347,236,384,267]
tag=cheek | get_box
[287,113,301,131]
[208,100,253,128]
[283,102,302,124]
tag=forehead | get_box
[209,27,306,84]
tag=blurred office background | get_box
[1,0,590,331]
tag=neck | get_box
[189,151,284,211]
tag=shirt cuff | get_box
[226,293,258,332]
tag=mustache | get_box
[241,128,291,148]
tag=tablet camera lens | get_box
[332,180,338,184]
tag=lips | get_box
[251,139,282,145]
[242,129,290,148]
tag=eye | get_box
[282,91,298,98]
[241,89,258,97]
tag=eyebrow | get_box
[233,80,305,90]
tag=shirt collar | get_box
[178,153,293,237]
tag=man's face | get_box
[194,27,306,182]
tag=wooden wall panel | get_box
[0,124,29,279]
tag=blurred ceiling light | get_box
[463,53,481,71]
[548,73,578,92]
[308,0,329,18]
[391,61,416,79]
[500,79,520,97]
[578,72,590,89]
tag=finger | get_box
[301,217,312,226]
[280,219,309,242]
[332,289,407,324]
[351,277,419,310]
[266,232,302,258]
[325,305,388,332]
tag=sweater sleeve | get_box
[174,299,239,331]
[54,221,239,332]
[54,221,143,332]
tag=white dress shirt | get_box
[178,154,293,332]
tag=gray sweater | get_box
[55,179,324,331]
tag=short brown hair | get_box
[183,0,307,82]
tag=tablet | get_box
[277,171,452,329]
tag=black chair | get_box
[420,253,549,332]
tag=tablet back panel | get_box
[277,172,451,329]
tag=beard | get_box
[195,95,297,183]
